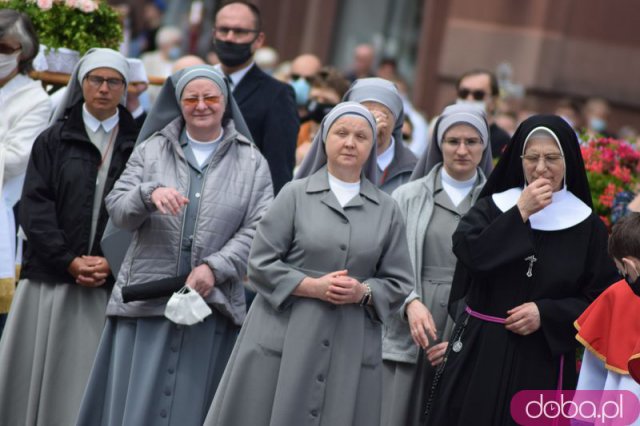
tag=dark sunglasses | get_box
[290,73,313,83]
[457,88,488,101]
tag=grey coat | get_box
[205,167,413,426]
[382,163,486,363]
[104,117,273,325]
[378,140,418,194]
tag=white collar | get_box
[441,167,477,189]
[0,74,31,105]
[130,104,145,119]
[82,103,119,133]
[215,61,254,88]
[377,137,395,171]
[328,172,360,189]
[492,187,592,230]
[186,129,224,145]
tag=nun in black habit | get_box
[425,115,619,426]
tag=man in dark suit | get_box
[213,1,299,194]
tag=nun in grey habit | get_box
[75,65,273,426]
[205,102,413,426]
[297,77,417,194]
[381,104,493,426]
[0,48,137,426]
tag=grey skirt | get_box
[0,278,109,426]
[381,266,455,426]
[76,310,239,426]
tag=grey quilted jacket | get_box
[104,117,274,325]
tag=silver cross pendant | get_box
[524,255,537,278]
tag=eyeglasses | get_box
[457,88,488,101]
[213,26,259,38]
[520,153,564,165]
[85,75,125,90]
[0,44,20,55]
[181,96,222,107]
[443,137,482,148]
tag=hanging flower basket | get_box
[41,45,80,74]
[1,0,123,56]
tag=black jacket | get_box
[20,102,138,284]
[233,64,299,194]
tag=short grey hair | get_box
[0,9,39,74]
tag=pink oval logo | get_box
[511,390,640,425]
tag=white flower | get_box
[36,0,53,10]
[79,0,97,13]
[65,0,78,8]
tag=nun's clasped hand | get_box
[325,270,366,305]
[185,263,215,298]
[505,302,541,336]
[293,270,367,304]
[151,187,189,215]
[68,255,110,287]
[406,299,438,349]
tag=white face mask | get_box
[456,98,486,114]
[164,285,212,326]
[0,51,20,80]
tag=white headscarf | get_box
[50,48,129,124]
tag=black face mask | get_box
[302,100,336,123]
[214,38,254,67]
[623,273,640,297]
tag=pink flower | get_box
[65,0,78,8]
[37,0,53,10]
[79,0,97,13]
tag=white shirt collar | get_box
[130,104,145,119]
[377,137,396,171]
[215,61,254,89]
[492,187,592,230]
[0,74,31,106]
[82,103,119,133]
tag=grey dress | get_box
[204,166,413,426]
[382,165,486,426]
[76,122,272,426]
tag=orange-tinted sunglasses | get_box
[181,96,222,107]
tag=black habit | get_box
[425,115,619,426]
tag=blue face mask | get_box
[168,46,182,61]
[590,117,607,132]
[290,77,310,107]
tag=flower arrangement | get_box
[1,0,122,54]
[581,137,640,228]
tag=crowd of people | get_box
[1,1,640,425]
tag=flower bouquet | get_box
[580,137,640,228]
[1,0,122,72]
